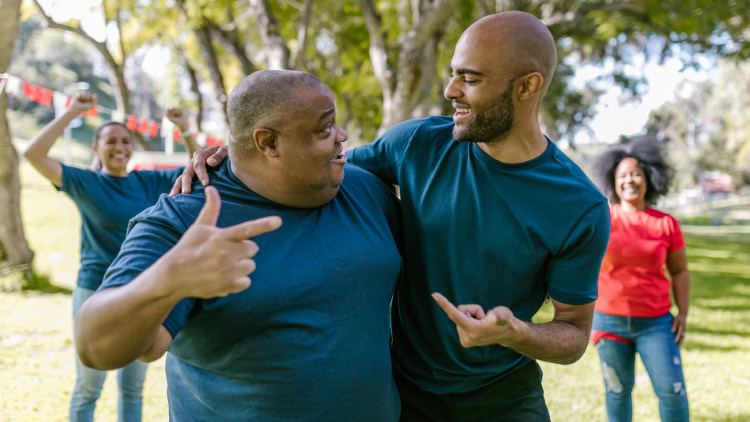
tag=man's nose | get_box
[444,77,460,101]
[335,124,348,143]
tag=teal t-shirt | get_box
[347,116,610,394]
[58,165,184,290]
[101,160,402,421]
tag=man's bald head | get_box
[227,70,326,149]
[461,11,557,93]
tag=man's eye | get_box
[323,124,332,133]
[465,79,477,84]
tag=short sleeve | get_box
[100,203,196,338]
[546,202,611,305]
[668,216,686,252]
[58,165,95,198]
[346,119,422,185]
[137,166,185,197]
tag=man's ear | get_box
[253,128,279,157]
[517,72,544,100]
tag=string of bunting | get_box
[5,74,224,147]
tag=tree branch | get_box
[410,0,462,49]
[358,0,396,93]
[205,17,257,75]
[293,0,314,70]
[31,0,113,65]
[247,0,290,69]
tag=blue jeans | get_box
[70,287,148,422]
[592,311,689,422]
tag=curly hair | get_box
[593,137,672,206]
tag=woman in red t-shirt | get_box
[592,140,691,422]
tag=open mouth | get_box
[331,149,346,163]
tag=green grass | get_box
[536,225,750,421]
[2,161,750,420]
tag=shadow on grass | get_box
[0,267,71,294]
[680,228,750,351]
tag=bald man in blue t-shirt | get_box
[74,71,402,421]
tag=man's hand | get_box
[165,108,189,131]
[432,292,525,348]
[169,146,229,196]
[160,185,282,299]
[70,92,97,114]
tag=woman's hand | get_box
[70,92,97,114]
[671,313,687,347]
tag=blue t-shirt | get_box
[347,116,610,394]
[58,165,184,290]
[101,160,402,421]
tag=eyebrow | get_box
[317,109,335,124]
[449,66,484,77]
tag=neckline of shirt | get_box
[470,136,554,171]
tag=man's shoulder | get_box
[547,144,607,203]
[341,164,394,195]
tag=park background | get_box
[1,0,749,420]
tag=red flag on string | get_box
[126,115,138,131]
[173,129,181,142]
[206,137,223,147]
[30,85,41,103]
[86,107,98,118]
[137,120,149,134]
[22,82,31,98]
[65,96,72,107]
[40,89,53,106]
[148,122,159,138]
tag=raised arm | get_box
[23,93,96,187]
[433,294,594,364]
[165,108,201,158]
[74,186,282,370]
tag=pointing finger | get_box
[432,292,471,327]
[194,186,221,226]
[224,216,282,241]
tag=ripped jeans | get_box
[592,311,689,422]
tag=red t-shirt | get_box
[595,204,685,317]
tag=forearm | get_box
[182,130,201,158]
[23,109,78,170]
[671,270,691,315]
[508,319,591,364]
[74,263,184,370]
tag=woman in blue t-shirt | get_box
[23,92,199,422]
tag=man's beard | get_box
[453,80,515,144]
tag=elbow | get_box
[560,343,588,365]
[75,343,119,371]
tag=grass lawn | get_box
[2,161,750,421]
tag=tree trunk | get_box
[0,0,34,271]
[360,0,462,134]
[248,0,291,69]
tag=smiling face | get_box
[444,25,519,144]
[92,124,132,176]
[614,157,647,208]
[274,84,348,202]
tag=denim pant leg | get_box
[70,287,107,422]
[117,360,147,422]
[594,334,636,422]
[635,314,689,422]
